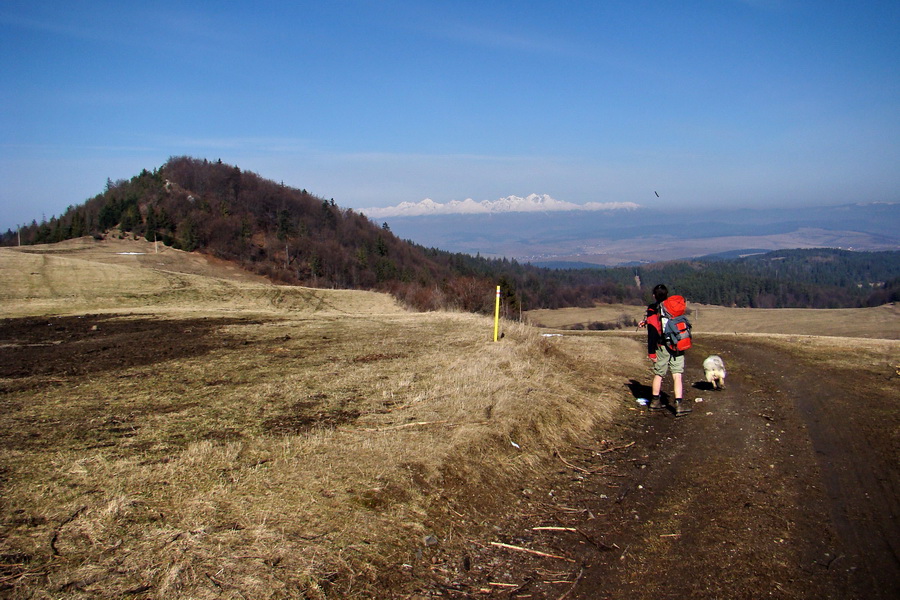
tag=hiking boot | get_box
[675,399,692,417]
[649,396,663,410]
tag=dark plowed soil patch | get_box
[0,315,250,378]
[262,400,362,435]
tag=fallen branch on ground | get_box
[554,450,592,474]
[489,542,575,562]
[0,571,46,584]
[574,527,615,551]
[598,441,635,454]
[557,568,584,600]
[539,502,585,513]
[532,526,616,551]
[50,505,87,556]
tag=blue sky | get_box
[1,0,898,231]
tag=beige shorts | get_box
[652,347,684,377]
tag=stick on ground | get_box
[489,541,575,562]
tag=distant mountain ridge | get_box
[358,194,640,218]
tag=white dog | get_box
[703,355,727,390]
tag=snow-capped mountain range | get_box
[358,194,640,219]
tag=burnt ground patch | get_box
[262,398,362,435]
[0,315,255,378]
[0,314,270,456]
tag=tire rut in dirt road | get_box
[735,339,900,600]
[564,338,897,600]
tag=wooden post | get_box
[493,286,501,342]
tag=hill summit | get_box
[5,157,503,310]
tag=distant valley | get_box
[379,202,900,266]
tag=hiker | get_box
[639,284,692,416]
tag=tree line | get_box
[3,156,898,312]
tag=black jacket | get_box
[645,302,662,355]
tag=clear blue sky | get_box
[2,0,898,231]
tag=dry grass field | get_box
[525,301,900,340]
[1,239,897,598]
[0,240,642,598]
[0,237,400,319]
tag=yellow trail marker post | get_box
[493,285,501,342]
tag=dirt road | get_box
[448,337,899,599]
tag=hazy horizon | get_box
[378,201,900,266]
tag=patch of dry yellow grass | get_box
[526,302,900,340]
[748,334,900,381]
[0,243,403,318]
[526,304,645,330]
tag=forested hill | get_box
[629,249,900,308]
[2,157,898,312]
[1,156,516,311]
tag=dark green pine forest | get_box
[3,157,898,313]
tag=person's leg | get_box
[649,353,666,410]
[649,374,663,409]
[671,355,691,416]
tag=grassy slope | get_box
[0,240,640,598]
[0,238,401,318]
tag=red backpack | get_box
[659,295,692,352]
